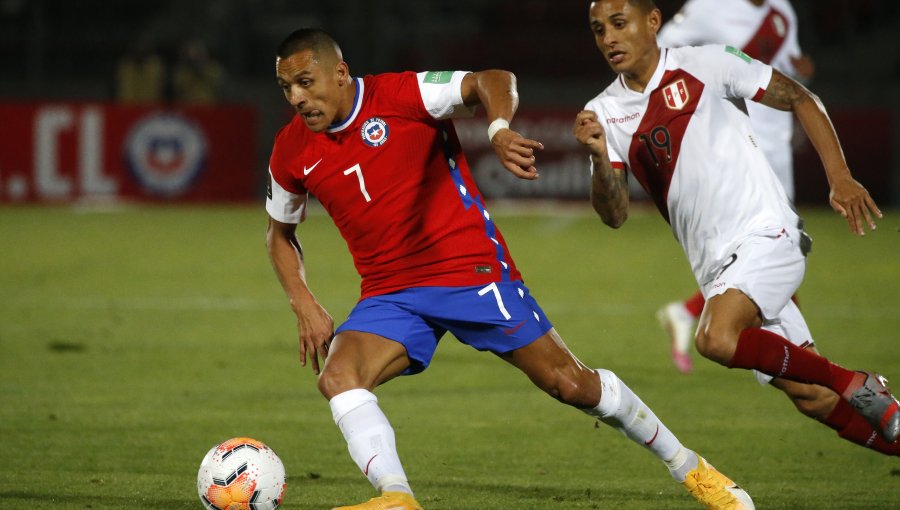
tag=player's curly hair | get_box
[277,28,342,61]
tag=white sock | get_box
[585,369,698,481]
[329,389,413,495]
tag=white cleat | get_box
[657,302,695,374]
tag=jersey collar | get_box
[618,48,669,95]
[327,77,364,133]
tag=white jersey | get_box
[585,45,799,287]
[657,0,803,199]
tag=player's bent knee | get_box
[552,378,582,405]
[694,326,738,364]
[695,341,734,364]
[315,370,340,399]
[542,368,600,409]
[316,365,368,400]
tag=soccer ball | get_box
[197,437,286,510]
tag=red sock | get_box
[824,399,900,456]
[729,328,857,394]
[822,397,854,430]
[684,291,705,318]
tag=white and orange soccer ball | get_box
[197,437,286,510]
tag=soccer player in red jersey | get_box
[266,28,752,510]
[574,0,899,460]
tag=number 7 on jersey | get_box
[343,163,372,202]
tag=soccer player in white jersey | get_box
[266,28,753,509]
[574,0,900,458]
[654,0,814,375]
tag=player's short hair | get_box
[276,28,342,62]
[626,0,658,12]
[594,0,657,12]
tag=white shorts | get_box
[701,227,814,385]
[702,227,805,320]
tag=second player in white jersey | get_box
[577,0,896,461]
[657,0,805,199]
[584,44,798,291]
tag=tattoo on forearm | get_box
[763,72,804,111]
[591,165,628,215]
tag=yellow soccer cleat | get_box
[682,457,754,510]
[331,491,424,510]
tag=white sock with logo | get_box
[585,369,697,482]
[329,389,413,495]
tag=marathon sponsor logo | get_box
[779,345,790,377]
[606,112,641,124]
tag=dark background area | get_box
[2,0,899,204]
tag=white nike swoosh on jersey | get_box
[303,158,323,175]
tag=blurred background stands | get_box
[1,0,898,204]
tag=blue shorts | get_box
[335,281,552,374]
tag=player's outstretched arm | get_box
[759,70,882,235]
[460,70,544,180]
[266,217,334,374]
[574,110,629,228]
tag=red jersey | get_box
[266,71,522,299]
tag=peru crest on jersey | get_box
[662,79,690,110]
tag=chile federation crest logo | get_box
[124,113,208,197]
[360,117,389,147]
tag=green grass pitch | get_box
[1,203,898,509]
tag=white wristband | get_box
[487,118,510,142]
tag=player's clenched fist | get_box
[490,128,544,180]
[573,110,607,158]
